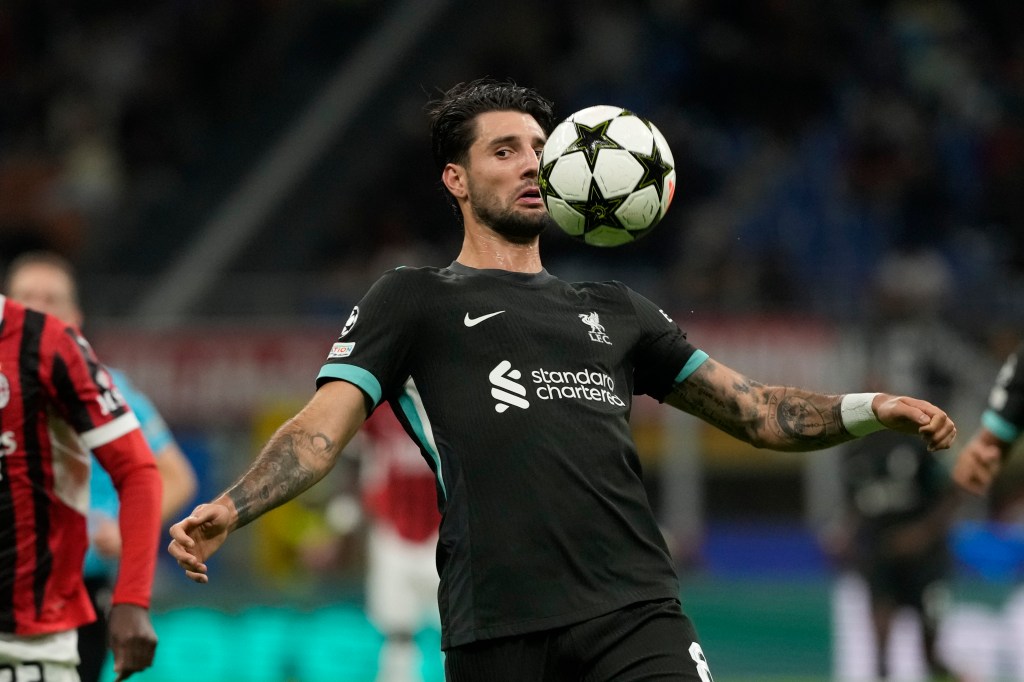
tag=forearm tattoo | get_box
[227,426,337,528]
[765,388,847,447]
[670,360,850,450]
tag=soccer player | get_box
[0,293,161,681]
[169,78,957,681]
[4,251,198,682]
[953,341,1024,494]
[838,430,960,680]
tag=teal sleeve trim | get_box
[317,364,382,406]
[674,350,709,385]
[396,390,447,500]
[982,410,1020,444]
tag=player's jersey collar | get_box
[447,261,557,286]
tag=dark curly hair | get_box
[426,78,555,174]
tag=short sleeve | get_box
[316,269,420,407]
[625,286,707,401]
[46,324,140,450]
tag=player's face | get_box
[463,110,556,243]
[7,263,83,327]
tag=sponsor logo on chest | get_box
[488,361,625,413]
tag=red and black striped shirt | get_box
[0,295,160,635]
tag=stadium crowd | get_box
[0,0,1021,336]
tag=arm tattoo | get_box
[766,389,847,448]
[227,427,337,528]
[669,360,852,450]
[668,360,762,442]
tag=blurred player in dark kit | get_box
[839,429,961,680]
[954,341,1024,495]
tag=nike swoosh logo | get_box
[464,311,506,327]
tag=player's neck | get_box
[456,226,543,273]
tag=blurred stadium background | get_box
[3,0,1024,680]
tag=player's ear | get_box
[442,163,468,199]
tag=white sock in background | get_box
[376,638,420,682]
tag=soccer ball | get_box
[538,105,676,247]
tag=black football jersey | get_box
[318,262,706,647]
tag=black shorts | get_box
[444,598,713,682]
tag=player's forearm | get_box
[667,359,853,451]
[94,429,162,607]
[753,386,853,451]
[111,456,162,607]
[225,419,340,529]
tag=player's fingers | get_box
[876,397,935,432]
[112,640,156,680]
[167,541,209,583]
[965,467,993,495]
[895,396,938,421]
[166,522,196,547]
[167,504,225,546]
[916,410,955,451]
[174,554,207,576]
[112,650,133,680]
[975,447,1003,482]
[952,447,992,495]
[166,538,198,563]
[975,442,1004,467]
[924,417,957,451]
[184,569,209,583]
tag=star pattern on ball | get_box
[567,182,629,233]
[564,119,620,168]
[632,144,674,200]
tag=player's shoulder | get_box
[568,278,630,293]
[375,264,453,286]
[566,278,636,303]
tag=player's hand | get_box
[108,603,157,681]
[952,430,1006,495]
[874,395,957,451]
[167,502,233,583]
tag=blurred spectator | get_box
[2,0,1024,325]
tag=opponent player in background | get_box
[169,78,957,682]
[835,429,961,680]
[338,403,442,682]
[4,251,197,682]
[0,293,161,681]
[954,341,1024,495]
